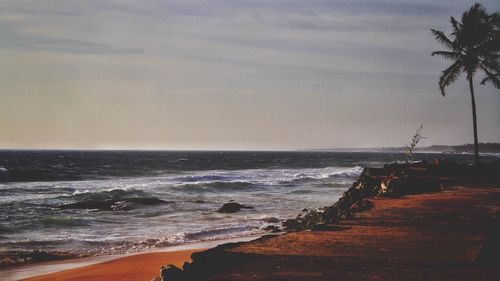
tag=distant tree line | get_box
[423,143,500,153]
[373,143,500,153]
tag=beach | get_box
[1,237,259,281]
[21,250,200,281]
[2,0,499,280]
[2,154,499,280]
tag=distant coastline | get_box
[316,143,500,154]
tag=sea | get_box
[0,150,495,258]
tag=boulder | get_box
[263,225,282,233]
[217,203,253,213]
[349,199,374,212]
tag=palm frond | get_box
[431,51,462,61]
[479,64,500,88]
[476,38,500,53]
[432,3,498,96]
[463,3,487,23]
[430,29,458,51]
[490,12,500,28]
[450,17,460,34]
[480,56,500,72]
[479,74,500,88]
[438,61,463,96]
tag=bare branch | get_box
[404,125,426,163]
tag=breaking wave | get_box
[168,166,363,188]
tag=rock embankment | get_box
[283,160,500,231]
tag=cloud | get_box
[0,0,499,149]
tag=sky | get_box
[0,0,499,150]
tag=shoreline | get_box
[156,161,500,280]
[5,160,500,280]
[20,250,200,281]
[0,236,262,281]
[156,185,500,280]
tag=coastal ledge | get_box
[156,161,500,281]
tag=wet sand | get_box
[20,249,200,281]
[0,236,260,281]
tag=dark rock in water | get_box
[217,202,253,213]
[302,208,308,212]
[263,225,281,233]
[59,200,115,210]
[59,197,170,211]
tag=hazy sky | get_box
[1,0,499,150]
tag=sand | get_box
[1,236,261,281]
[20,249,203,281]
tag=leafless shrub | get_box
[405,124,425,163]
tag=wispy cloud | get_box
[0,0,499,149]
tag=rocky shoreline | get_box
[155,160,500,281]
[282,160,500,232]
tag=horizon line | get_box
[0,143,496,152]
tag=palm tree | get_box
[431,3,500,164]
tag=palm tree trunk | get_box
[468,76,479,164]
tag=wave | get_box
[59,188,150,201]
[182,225,260,242]
[0,186,75,195]
[167,166,363,187]
[38,216,90,227]
[284,166,364,183]
[0,224,14,234]
[174,181,257,193]
[1,166,362,198]
[54,189,170,211]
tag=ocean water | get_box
[0,150,491,257]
